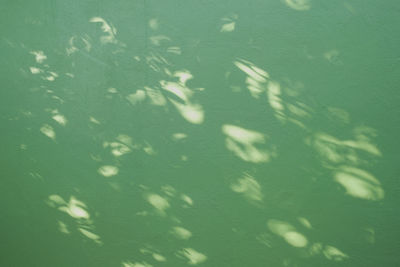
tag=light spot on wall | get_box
[323,245,348,261]
[234,59,269,98]
[178,248,207,265]
[221,22,235,32]
[334,166,384,201]
[231,173,263,203]
[127,90,146,105]
[146,194,170,212]
[222,124,271,163]
[171,226,192,240]
[90,17,119,45]
[30,67,42,74]
[30,50,47,63]
[267,219,308,248]
[284,0,311,11]
[40,124,56,140]
[57,221,70,234]
[98,165,119,177]
[149,18,159,30]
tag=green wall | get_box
[1,1,400,266]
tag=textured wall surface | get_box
[1,1,399,266]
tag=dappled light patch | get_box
[238,76,311,129]
[90,17,121,45]
[309,130,381,165]
[172,133,188,141]
[29,172,44,182]
[30,66,42,74]
[143,142,156,155]
[105,141,131,157]
[145,86,167,106]
[160,185,194,208]
[64,204,89,220]
[151,253,166,262]
[40,124,56,140]
[149,18,158,30]
[173,70,195,87]
[44,71,58,81]
[28,172,44,182]
[137,185,195,246]
[324,49,342,65]
[323,245,349,261]
[98,165,119,177]
[234,59,269,98]
[149,35,170,46]
[169,100,204,124]
[283,231,308,248]
[267,219,308,248]
[166,46,181,55]
[283,0,311,11]
[363,227,375,244]
[47,195,102,245]
[334,166,384,201]
[222,124,272,163]
[220,22,235,32]
[89,116,101,124]
[170,226,192,240]
[177,248,207,265]
[146,193,170,213]
[140,247,167,262]
[126,90,146,105]
[267,81,285,119]
[256,232,273,247]
[47,109,67,126]
[235,59,269,83]
[181,194,193,206]
[30,50,47,63]
[352,126,381,154]
[78,228,102,244]
[116,134,134,147]
[161,185,177,197]
[122,261,152,267]
[66,35,91,55]
[231,173,263,203]
[297,217,312,229]
[263,217,350,263]
[103,134,134,157]
[107,87,118,94]
[145,52,170,72]
[161,81,192,103]
[309,243,348,261]
[57,221,70,234]
[48,194,66,206]
[52,114,67,126]
[267,79,312,129]
[28,50,60,82]
[220,14,238,33]
[55,196,90,220]
[326,107,350,124]
[160,70,205,124]
[102,135,155,158]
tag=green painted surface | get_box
[1,1,400,266]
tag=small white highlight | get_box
[30,51,47,63]
[98,165,119,177]
[40,124,56,140]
